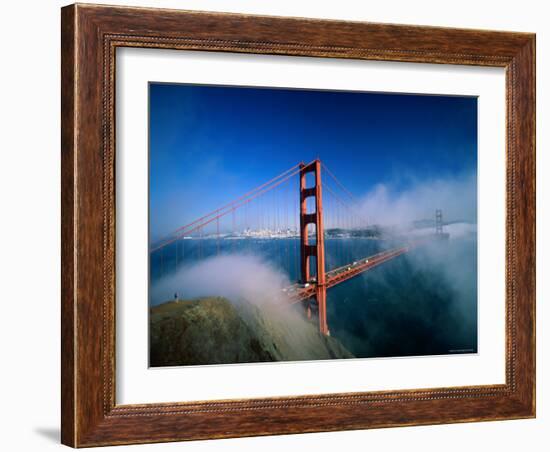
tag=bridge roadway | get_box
[284,238,430,304]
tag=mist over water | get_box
[327,232,477,358]
[358,172,477,227]
[150,254,290,307]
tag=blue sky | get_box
[149,83,477,240]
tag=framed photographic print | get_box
[61,3,536,447]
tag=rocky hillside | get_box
[150,297,353,367]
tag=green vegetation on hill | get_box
[150,297,354,367]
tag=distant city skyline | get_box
[149,83,477,242]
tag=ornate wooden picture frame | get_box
[61,3,535,447]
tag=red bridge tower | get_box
[299,160,329,335]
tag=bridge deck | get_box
[284,239,429,303]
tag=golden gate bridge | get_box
[150,159,445,336]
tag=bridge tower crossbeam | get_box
[299,159,329,336]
